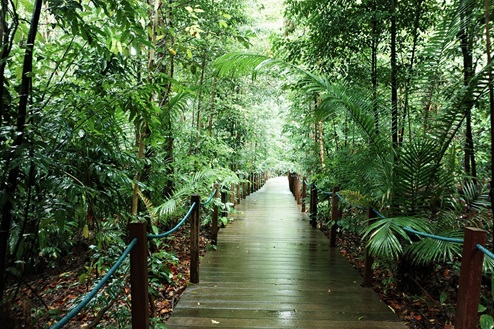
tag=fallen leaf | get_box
[211,320,220,324]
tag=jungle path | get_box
[166,176,405,329]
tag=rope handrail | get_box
[402,227,464,244]
[147,202,197,239]
[51,238,138,329]
[476,244,494,260]
[200,189,217,206]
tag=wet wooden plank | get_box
[165,177,405,328]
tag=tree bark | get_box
[390,0,398,150]
[0,0,43,300]
[484,0,494,249]
[460,0,477,179]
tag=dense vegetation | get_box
[0,0,288,326]
[2,0,494,327]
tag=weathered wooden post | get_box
[247,174,251,196]
[220,188,228,228]
[288,172,293,194]
[236,182,240,204]
[230,183,235,204]
[455,227,487,329]
[242,178,247,199]
[128,221,149,329]
[363,208,376,287]
[329,187,340,247]
[301,177,307,212]
[190,195,200,283]
[310,184,317,228]
[294,175,301,204]
[211,184,220,246]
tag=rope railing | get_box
[51,238,138,329]
[49,175,270,329]
[147,202,197,239]
[201,189,218,206]
[287,172,492,329]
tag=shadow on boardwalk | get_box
[166,177,406,329]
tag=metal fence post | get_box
[455,227,487,329]
[128,221,149,329]
[190,195,201,284]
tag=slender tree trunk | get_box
[371,0,379,134]
[195,48,207,152]
[484,0,494,249]
[399,0,423,144]
[208,76,217,135]
[390,0,398,150]
[0,0,43,300]
[460,0,477,178]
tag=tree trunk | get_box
[0,0,43,300]
[371,0,379,134]
[460,0,477,179]
[390,0,398,150]
[484,0,494,249]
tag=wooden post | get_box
[301,177,307,212]
[211,184,220,246]
[190,195,200,284]
[310,184,318,228]
[128,221,149,329]
[220,188,227,228]
[293,174,299,203]
[288,172,293,194]
[247,174,251,196]
[329,187,340,247]
[230,183,235,204]
[242,179,247,199]
[455,227,487,329]
[363,208,376,287]
[236,182,240,204]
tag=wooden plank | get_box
[166,177,405,329]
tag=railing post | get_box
[455,227,487,329]
[221,188,228,228]
[211,184,220,245]
[294,175,301,204]
[363,208,376,287]
[242,178,247,199]
[190,195,200,284]
[128,221,149,329]
[230,183,235,204]
[310,184,317,228]
[247,174,251,196]
[301,177,307,213]
[329,187,340,247]
[288,172,293,194]
[236,182,240,204]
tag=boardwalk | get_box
[166,177,405,329]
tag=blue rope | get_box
[402,227,464,243]
[51,238,138,329]
[200,189,217,206]
[476,244,494,260]
[147,202,197,239]
[372,208,387,219]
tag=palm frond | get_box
[405,230,463,265]
[362,216,432,260]
[213,52,307,80]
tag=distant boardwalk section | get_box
[166,177,405,329]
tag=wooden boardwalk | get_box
[166,177,405,329]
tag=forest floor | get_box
[5,220,486,328]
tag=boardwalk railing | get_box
[288,172,493,329]
[50,173,268,329]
